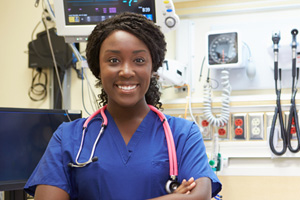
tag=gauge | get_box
[208,32,239,66]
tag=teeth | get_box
[118,85,137,90]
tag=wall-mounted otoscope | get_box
[291,29,298,87]
[286,28,300,153]
[269,30,288,156]
[269,29,300,156]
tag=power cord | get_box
[28,68,48,101]
[40,12,71,121]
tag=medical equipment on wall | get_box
[53,0,180,43]
[286,29,300,153]
[204,30,254,169]
[157,59,187,87]
[207,31,242,69]
[269,31,288,156]
[68,105,180,194]
[204,30,255,127]
[269,29,300,156]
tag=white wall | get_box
[0,2,51,108]
[161,5,300,104]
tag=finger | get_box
[187,181,196,190]
[187,177,194,184]
[176,179,187,192]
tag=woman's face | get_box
[99,30,152,108]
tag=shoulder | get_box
[52,118,86,141]
[165,114,201,140]
[165,115,199,132]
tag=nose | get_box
[119,62,135,78]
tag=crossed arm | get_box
[34,177,211,200]
[150,177,211,200]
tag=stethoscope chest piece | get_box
[165,176,180,194]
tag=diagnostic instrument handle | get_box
[291,29,298,78]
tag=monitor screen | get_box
[0,108,82,191]
[53,0,179,43]
[64,0,156,26]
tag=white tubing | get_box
[203,69,231,127]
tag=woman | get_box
[25,12,221,199]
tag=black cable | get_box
[286,29,300,152]
[269,31,287,156]
[28,68,48,101]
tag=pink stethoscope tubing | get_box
[148,105,178,177]
[69,105,178,179]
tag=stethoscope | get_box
[68,105,180,193]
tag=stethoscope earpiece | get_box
[165,177,180,194]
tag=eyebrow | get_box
[104,49,148,54]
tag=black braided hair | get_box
[86,12,166,109]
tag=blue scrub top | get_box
[24,110,221,199]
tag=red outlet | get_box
[218,128,226,136]
[291,127,296,134]
[201,120,209,127]
[235,119,243,126]
[235,128,244,135]
[233,114,246,139]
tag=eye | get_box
[108,58,120,63]
[135,58,145,63]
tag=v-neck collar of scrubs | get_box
[105,109,156,164]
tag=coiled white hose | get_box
[203,69,231,127]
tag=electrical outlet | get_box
[232,113,247,140]
[284,112,297,139]
[214,114,229,140]
[196,115,212,140]
[248,113,264,140]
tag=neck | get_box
[106,102,150,122]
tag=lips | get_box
[117,84,138,91]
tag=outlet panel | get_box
[232,113,247,140]
[213,114,230,140]
[248,113,264,140]
[196,115,212,140]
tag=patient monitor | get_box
[53,0,180,43]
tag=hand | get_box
[174,177,196,194]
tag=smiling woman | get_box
[24,12,221,200]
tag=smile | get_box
[117,85,137,91]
